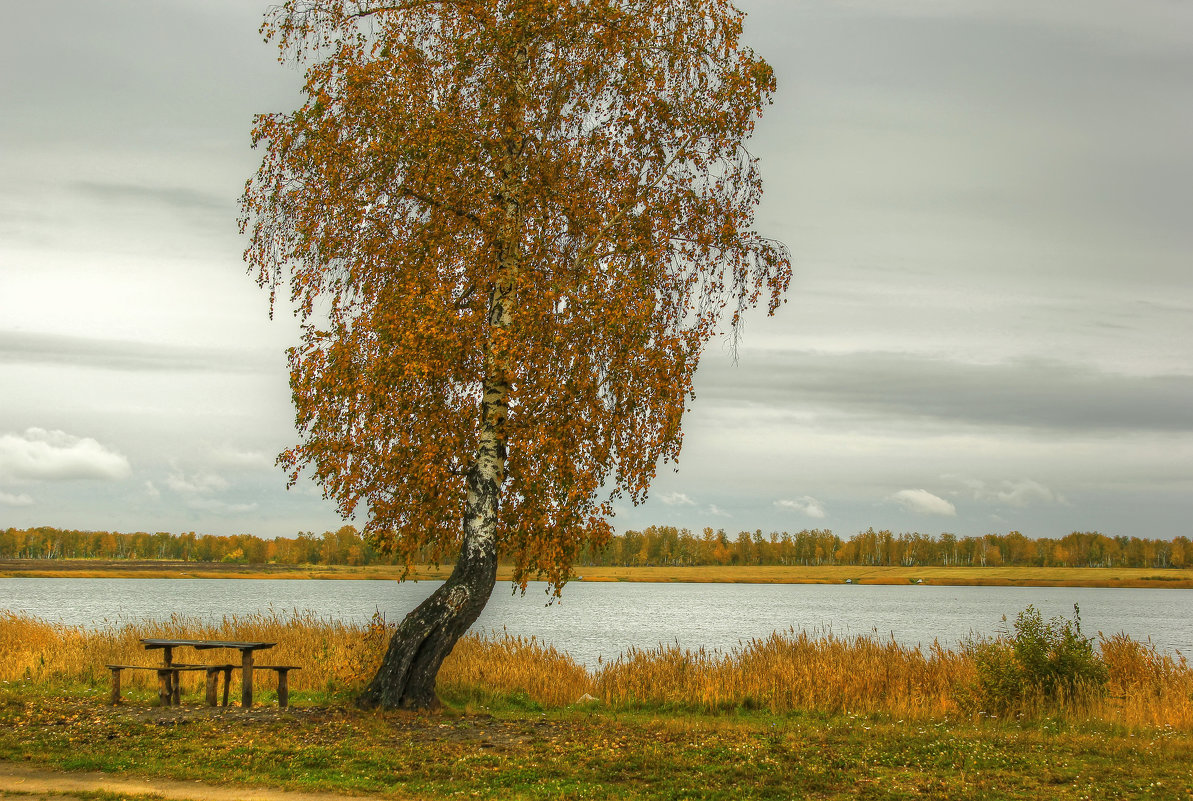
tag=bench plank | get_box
[141,639,276,650]
[106,664,212,671]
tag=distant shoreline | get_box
[0,559,1189,588]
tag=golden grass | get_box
[3,560,1191,587]
[0,610,377,694]
[592,629,973,719]
[568,564,1193,588]
[1099,632,1193,728]
[2,611,1189,728]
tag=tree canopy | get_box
[240,0,790,597]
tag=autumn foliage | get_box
[239,0,791,593]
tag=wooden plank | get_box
[194,641,275,650]
[104,665,210,671]
[140,639,276,649]
[109,667,121,706]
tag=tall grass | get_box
[593,629,973,719]
[0,609,378,696]
[2,611,1189,728]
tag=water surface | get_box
[2,577,1188,668]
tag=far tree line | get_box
[1,525,1188,570]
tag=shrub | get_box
[965,604,1108,715]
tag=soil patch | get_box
[0,760,400,801]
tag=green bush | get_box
[964,604,1108,715]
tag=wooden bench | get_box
[107,663,302,708]
[107,664,227,707]
[252,666,301,709]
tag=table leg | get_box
[109,668,122,705]
[241,650,253,708]
[157,669,171,706]
[161,646,175,707]
[205,669,219,706]
[222,666,231,707]
[277,668,290,709]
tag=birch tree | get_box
[240,0,790,709]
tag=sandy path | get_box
[0,762,404,801]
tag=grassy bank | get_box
[2,559,1191,587]
[2,686,1191,800]
[1,613,1191,798]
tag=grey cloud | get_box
[953,477,1065,508]
[71,181,232,215]
[696,351,1193,433]
[754,0,1193,281]
[185,497,260,515]
[0,490,35,507]
[0,331,275,374]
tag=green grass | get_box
[1,681,1190,800]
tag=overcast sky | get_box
[1,0,1190,541]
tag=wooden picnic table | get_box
[136,639,286,708]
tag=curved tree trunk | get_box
[354,517,498,710]
[356,370,507,709]
[356,410,506,709]
[358,280,514,710]
[358,66,524,709]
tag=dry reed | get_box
[595,629,974,719]
[0,609,376,695]
[1,611,1188,728]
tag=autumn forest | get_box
[2,524,1188,570]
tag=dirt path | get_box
[0,762,405,801]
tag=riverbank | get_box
[1,558,1190,587]
[3,607,1191,799]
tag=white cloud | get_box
[891,489,957,516]
[0,490,34,506]
[212,447,273,469]
[774,496,827,519]
[166,469,229,494]
[707,504,731,518]
[660,492,695,506]
[0,428,131,481]
[144,480,161,498]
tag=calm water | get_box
[1,578,1189,667]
